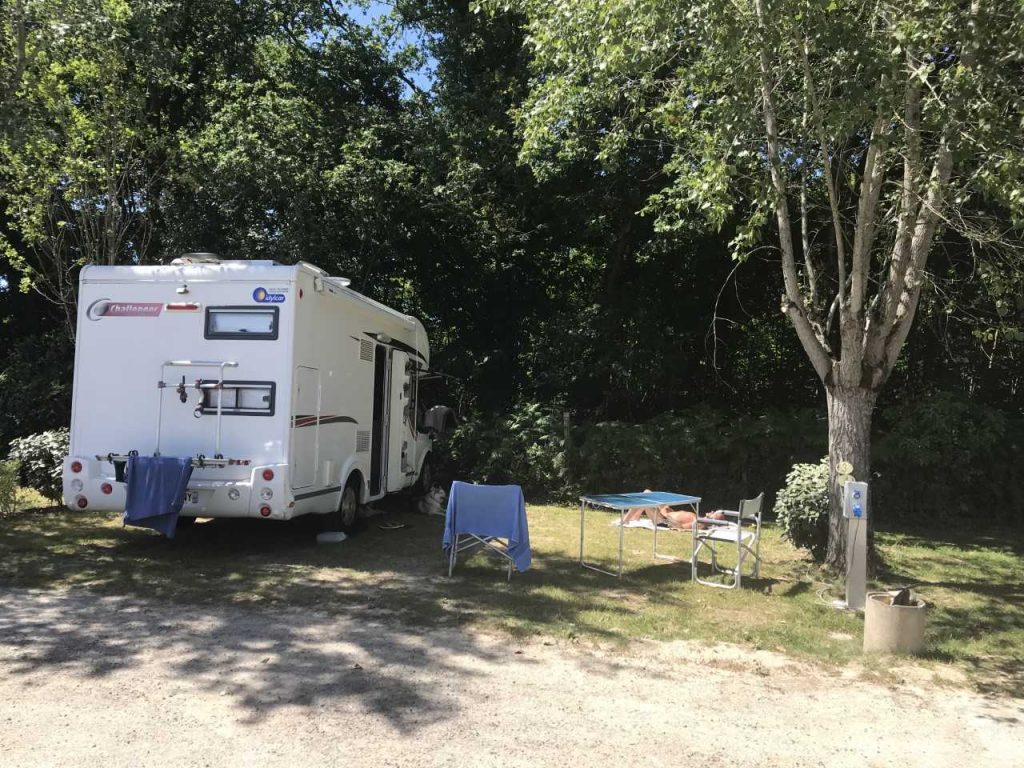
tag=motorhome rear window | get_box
[205,307,279,340]
[199,381,276,416]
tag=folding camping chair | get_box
[443,482,531,581]
[691,492,764,589]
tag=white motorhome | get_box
[62,256,434,529]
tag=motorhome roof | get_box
[79,260,421,328]
[81,260,299,283]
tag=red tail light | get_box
[259,505,271,517]
[71,461,83,473]
[75,496,88,509]
[101,483,113,495]
[262,469,274,482]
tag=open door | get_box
[369,345,389,496]
[291,366,320,489]
[387,351,411,492]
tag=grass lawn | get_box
[1,499,1021,695]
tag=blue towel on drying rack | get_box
[443,481,532,572]
[124,456,193,538]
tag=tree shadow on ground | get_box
[0,587,496,732]
[1,507,715,728]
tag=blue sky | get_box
[345,1,437,92]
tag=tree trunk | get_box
[824,385,876,572]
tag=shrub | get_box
[873,390,1022,520]
[773,458,830,561]
[0,330,73,453]
[569,407,823,509]
[7,428,69,502]
[443,402,567,499]
[440,402,825,507]
[0,459,18,517]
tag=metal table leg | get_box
[579,500,585,565]
[618,508,624,578]
[653,501,700,563]
[580,500,625,578]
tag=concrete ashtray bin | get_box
[863,590,928,654]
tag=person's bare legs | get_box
[621,508,637,523]
[655,508,726,529]
[659,507,697,529]
[622,507,653,523]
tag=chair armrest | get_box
[692,517,735,527]
[718,509,740,518]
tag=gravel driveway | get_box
[1,587,1021,768]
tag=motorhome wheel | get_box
[414,456,432,496]
[338,484,359,529]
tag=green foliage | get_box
[0,459,19,517]
[440,391,1019,529]
[0,0,152,329]
[7,428,69,502]
[0,330,73,451]
[773,458,830,561]
[445,403,567,498]
[874,392,1023,521]
[569,407,823,508]
[444,403,824,506]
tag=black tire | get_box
[413,455,433,496]
[331,480,360,532]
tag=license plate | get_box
[185,490,199,505]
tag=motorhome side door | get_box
[369,345,390,496]
[386,351,412,493]
[291,366,320,489]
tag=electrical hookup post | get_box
[833,459,868,612]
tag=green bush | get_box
[443,402,567,499]
[7,428,69,502]
[437,391,1020,526]
[0,330,73,453]
[772,458,830,561]
[0,459,19,517]
[442,403,824,507]
[874,391,1023,521]
[569,407,823,509]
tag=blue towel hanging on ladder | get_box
[124,456,193,538]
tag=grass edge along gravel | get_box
[1,501,1020,697]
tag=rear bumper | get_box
[62,456,298,520]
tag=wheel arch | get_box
[343,467,365,503]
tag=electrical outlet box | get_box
[842,481,868,520]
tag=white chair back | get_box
[739,492,765,522]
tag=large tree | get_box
[0,0,155,339]
[498,0,1024,568]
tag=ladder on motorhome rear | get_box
[96,360,241,468]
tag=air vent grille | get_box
[356,430,371,453]
[359,339,374,362]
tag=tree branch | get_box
[865,64,922,363]
[756,0,832,382]
[880,136,955,375]
[849,110,888,318]
[801,37,847,307]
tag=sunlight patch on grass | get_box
[1,504,1021,695]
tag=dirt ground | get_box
[1,587,1021,768]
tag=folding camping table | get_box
[579,491,701,577]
